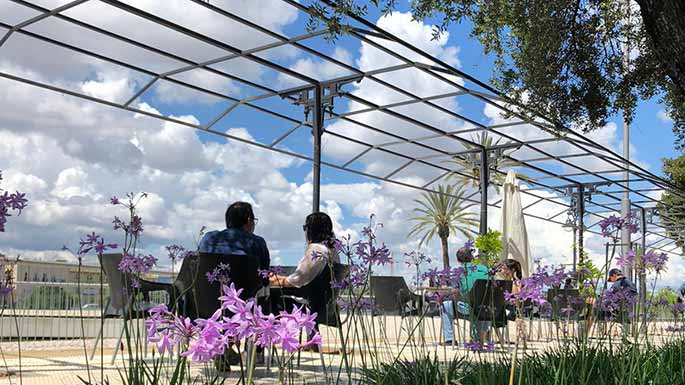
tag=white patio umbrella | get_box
[501,170,533,277]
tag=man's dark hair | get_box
[304,212,335,244]
[225,202,254,229]
[608,268,623,277]
[456,247,474,264]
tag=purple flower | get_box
[617,249,636,269]
[404,251,432,267]
[599,213,639,239]
[258,265,284,279]
[332,278,349,290]
[464,239,475,249]
[206,263,231,284]
[600,287,637,316]
[118,253,157,274]
[76,232,117,257]
[642,250,668,272]
[166,244,192,263]
[110,196,120,205]
[464,341,495,353]
[0,171,30,232]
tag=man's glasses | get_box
[253,218,259,224]
[302,225,307,231]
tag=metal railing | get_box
[0,281,168,340]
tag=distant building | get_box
[0,257,174,285]
[0,255,174,309]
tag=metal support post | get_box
[479,148,489,235]
[312,85,323,213]
[577,185,585,265]
[639,207,647,334]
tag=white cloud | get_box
[658,109,673,123]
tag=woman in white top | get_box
[269,212,340,289]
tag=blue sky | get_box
[0,0,681,287]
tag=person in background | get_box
[269,212,340,351]
[199,201,270,275]
[677,283,685,304]
[269,212,339,291]
[608,268,637,294]
[198,201,270,368]
[606,268,637,340]
[497,259,525,346]
[439,246,490,345]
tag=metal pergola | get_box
[2,0,684,264]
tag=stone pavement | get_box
[0,316,679,385]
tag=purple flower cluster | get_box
[146,283,322,361]
[77,232,118,257]
[506,264,570,306]
[642,250,668,272]
[599,213,639,239]
[258,265,283,279]
[665,325,685,333]
[422,266,466,288]
[599,287,637,316]
[0,171,29,233]
[166,244,193,263]
[463,340,495,353]
[356,242,392,266]
[113,215,144,236]
[404,251,432,267]
[207,263,231,284]
[337,297,375,312]
[119,253,157,275]
[616,249,636,269]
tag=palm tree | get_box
[408,184,479,268]
[447,132,521,191]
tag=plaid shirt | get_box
[198,228,270,272]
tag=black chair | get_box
[275,263,350,370]
[547,289,584,320]
[90,253,173,364]
[173,253,262,319]
[369,276,422,316]
[470,279,512,347]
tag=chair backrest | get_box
[192,253,261,319]
[99,253,128,314]
[304,263,349,327]
[547,288,583,320]
[469,279,512,322]
[369,276,412,314]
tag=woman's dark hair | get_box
[503,259,523,280]
[304,212,335,245]
[225,201,254,229]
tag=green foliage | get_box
[408,184,478,267]
[659,154,685,253]
[362,340,685,385]
[474,229,502,267]
[359,354,465,385]
[307,1,685,148]
[466,340,685,385]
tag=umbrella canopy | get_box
[501,170,533,277]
